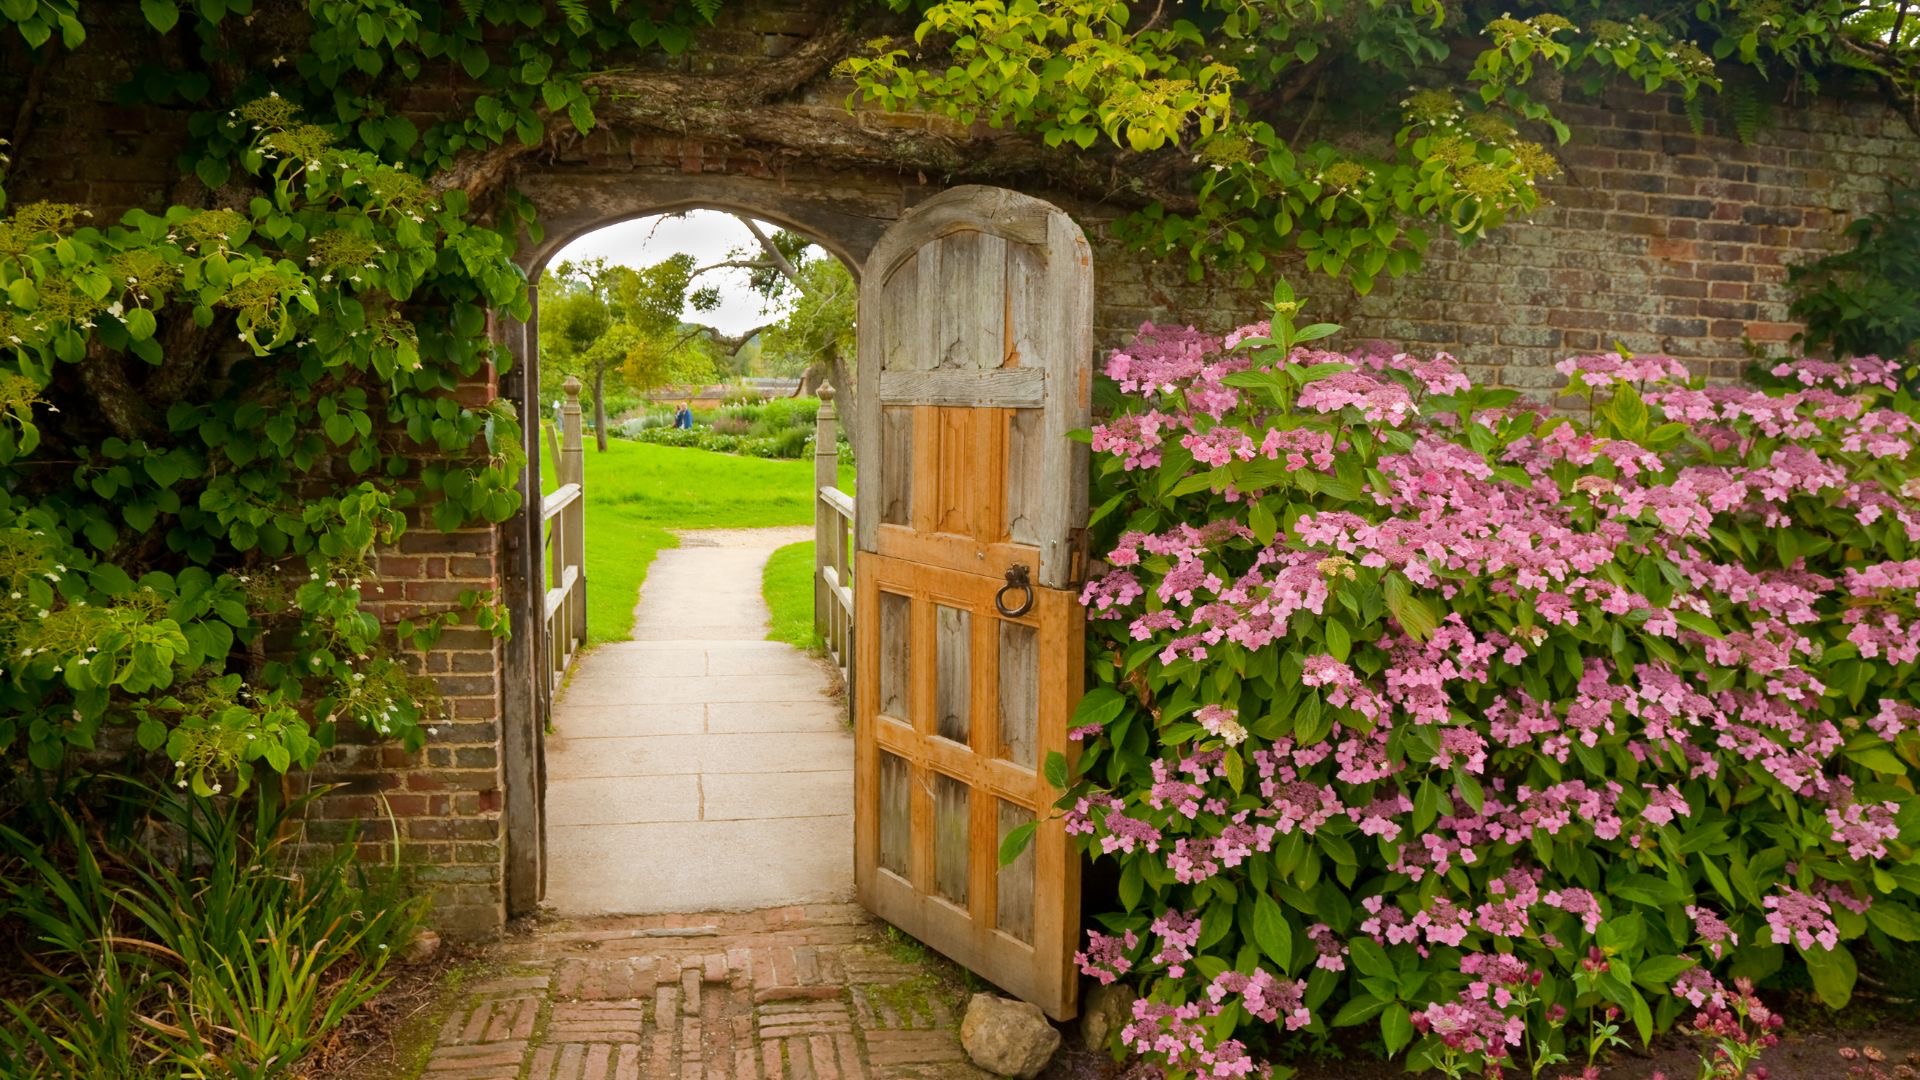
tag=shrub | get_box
[617,418,822,461]
[0,776,425,1079]
[1065,283,1920,1078]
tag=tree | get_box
[541,254,717,450]
[691,214,858,399]
[758,256,856,394]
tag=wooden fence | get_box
[544,377,588,690]
[813,384,854,691]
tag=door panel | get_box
[853,185,1093,1021]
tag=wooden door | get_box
[853,186,1092,1020]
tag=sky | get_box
[544,210,822,336]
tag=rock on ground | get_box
[960,993,1061,1079]
[1079,982,1135,1052]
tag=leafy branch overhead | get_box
[841,0,1920,290]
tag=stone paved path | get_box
[543,526,854,915]
[423,905,994,1079]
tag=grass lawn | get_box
[541,436,853,644]
[762,540,818,650]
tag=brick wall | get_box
[5,1,1916,938]
[1087,87,1920,390]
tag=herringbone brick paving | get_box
[423,904,991,1080]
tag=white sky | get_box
[544,210,824,336]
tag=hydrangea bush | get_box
[1065,283,1920,1077]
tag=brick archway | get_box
[494,160,927,916]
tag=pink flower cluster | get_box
[1075,321,1919,1074]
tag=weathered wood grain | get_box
[851,186,1092,1021]
[878,368,1045,408]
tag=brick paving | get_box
[422,904,992,1080]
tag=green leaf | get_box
[124,307,157,341]
[141,0,180,32]
[1380,1003,1414,1056]
[1847,745,1907,775]
[1867,902,1920,942]
[1800,943,1857,1009]
[1325,617,1351,662]
[1609,382,1649,438]
[1322,987,1386,1028]
[195,156,230,191]
[1252,892,1293,972]
[997,821,1036,866]
[1383,572,1436,642]
[1042,750,1068,790]
[1249,499,1277,545]
[1629,988,1654,1045]
[1070,687,1127,731]
[1611,873,1687,907]
[1348,935,1394,980]
[1634,954,1694,986]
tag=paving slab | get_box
[703,769,851,820]
[705,700,847,734]
[547,702,706,739]
[547,731,854,780]
[545,816,854,914]
[543,526,853,916]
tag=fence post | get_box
[561,376,587,647]
[813,383,838,648]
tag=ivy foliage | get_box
[0,0,725,791]
[1788,183,1920,363]
[843,0,1920,291]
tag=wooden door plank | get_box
[908,583,937,898]
[879,407,915,527]
[910,404,940,536]
[853,573,881,901]
[934,230,1006,371]
[1033,212,1094,589]
[878,368,1046,408]
[967,597,1003,941]
[914,243,944,373]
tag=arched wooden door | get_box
[853,186,1092,1020]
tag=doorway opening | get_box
[529,209,859,915]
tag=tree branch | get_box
[733,214,809,293]
[690,257,780,279]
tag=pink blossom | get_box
[1763,888,1839,951]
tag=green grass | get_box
[763,540,818,650]
[542,436,853,644]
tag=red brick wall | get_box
[1087,87,1920,390]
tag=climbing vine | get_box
[0,0,725,790]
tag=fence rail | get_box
[813,386,853,693]
[545,378,587,691]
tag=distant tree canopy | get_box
[537,255,723,449]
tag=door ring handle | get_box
[995,564,1034,618]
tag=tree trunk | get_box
[593,366,609,452]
